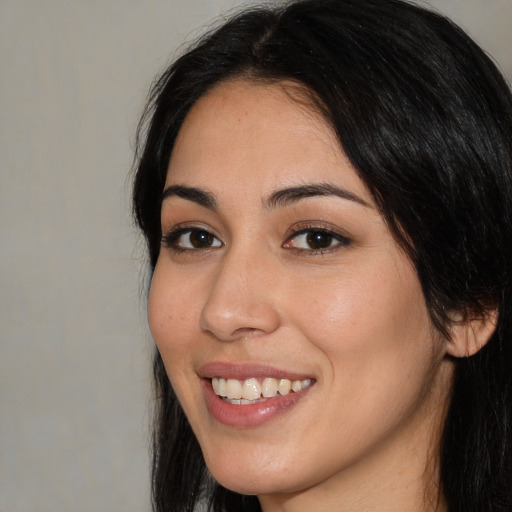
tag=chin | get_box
[204,450,305,496]
[212,473,297,497]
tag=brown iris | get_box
[306,231,333,250]
[189,230,215,248]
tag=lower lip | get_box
[202,379,313,427]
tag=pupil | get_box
[306,232,332,249]
[190,230,213,248]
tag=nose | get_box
[199,249,281,341]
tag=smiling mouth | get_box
[211,377,313,405]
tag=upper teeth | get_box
[212,377,312,401]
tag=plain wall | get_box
[1,1,510,511]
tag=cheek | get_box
[286,265,443,459]
[289,259,438,391]
[289,263,421,348]
[147,262,197,366]
[147,262,206,422]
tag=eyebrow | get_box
[161,184,217,210]
[161,182,370,211]
[264,183,370,210]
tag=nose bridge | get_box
[199,242,280,341]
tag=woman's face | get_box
[148,80,454,503]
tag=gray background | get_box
[1,1,510,511]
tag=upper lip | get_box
[198,361,315,381]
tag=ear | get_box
[445,309,498,358]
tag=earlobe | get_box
[446,309,498,358]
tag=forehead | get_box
[166,79,371,204]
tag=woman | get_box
[132,0,512,510]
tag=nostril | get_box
[199,298,280,342]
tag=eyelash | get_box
[161,226,222,253]
[161,224,351,255]
[283,225,351,254]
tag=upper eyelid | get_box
[161,226,223,251]
[283,224,353,253]
[162,222,220,237]
[289,226,342,236]
[285,228,350,244]
[162,223,346,237]
[162,225,221,237]
[161,222,351,248]
[284,221,351,239]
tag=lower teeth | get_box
[223,397,267,405]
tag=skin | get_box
[148,79,457,511]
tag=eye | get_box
[162,227,222,251]
[283,228,350,252]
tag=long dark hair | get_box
[132,1,512,510]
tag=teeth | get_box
[291,380,303,392]
[262,377,278,397]
[278,378,292,395]
[301,378,311,389]
[217,378,227,397]
[225,379,242,399]
[242,378,261,400]
[211,377,312,402]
